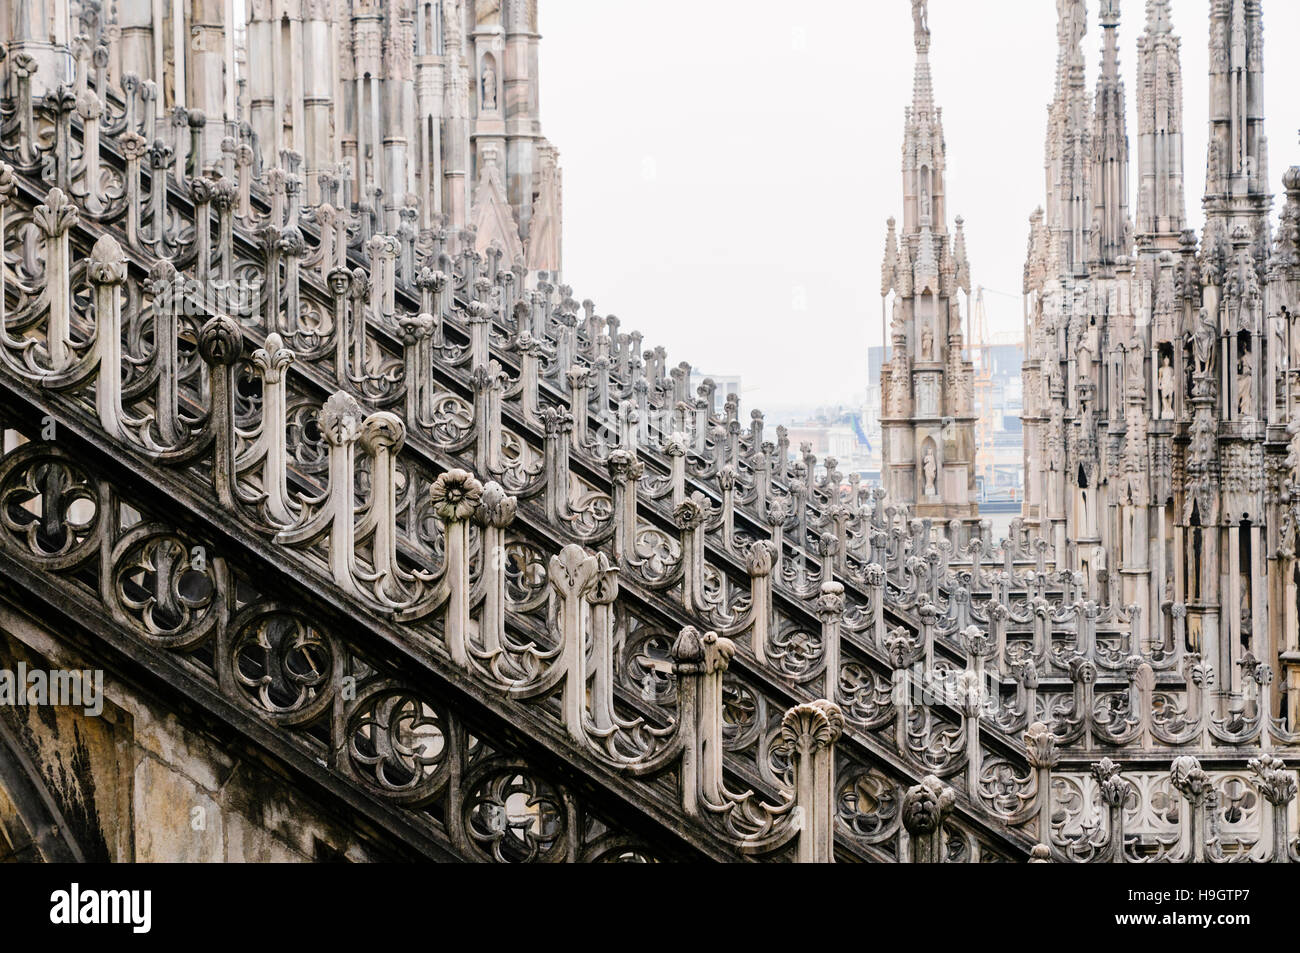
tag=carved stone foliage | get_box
[3,7,1300,865]
[0,437,673,862]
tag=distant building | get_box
[689,371,742,403]
[784,423,859,463]
[774,402,877,488]
[971,341,1025,501]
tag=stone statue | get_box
[1193,308,1215,377]
[1238,355,1254,417]
[1206,138,1222,190]
[923,446,937,497]
[921,325,934,361]
[890,364,910,417]
[1280,505,1297,559]
[1158,354,1175,419]
[912,0,929,43]
[1058,0,1086,54]
[918,375,938,416]
[481,61,497,110]
[1126,345,1144,391]
[1273,319,1287,386]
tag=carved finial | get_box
[671,625,705,666]
[475,481,518,529]
[429,469,484,522]
[196,314,243,366]
[251,332,295,384]
[1091,757,1132,807]
[1249,755,1297,807]
[87,234,127,285]
[359,411,406,455]
[1170,755,1212,802]
[0,163,15,207]
[318,391,364,445]
[1024,722,1060,770]
[33,188,79,237]
[902,774,955,836]
[780,699,845,753]
[586,551,620,606]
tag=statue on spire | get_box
[1057,0,1086,57]
[912,0,930,48]
[1145,0,1172,35]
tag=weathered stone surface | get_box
[0,0,1297,867]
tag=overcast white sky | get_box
[538,0,1300,412]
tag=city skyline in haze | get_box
[541,0,1300,409]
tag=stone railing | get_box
[0,50,1296,862]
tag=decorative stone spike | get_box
[780,699,845,863]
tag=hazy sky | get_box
[538,0,1300,411]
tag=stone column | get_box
[1285,548,1300,728]
[1170,756,1213,863]
[1203,523,1221,704]
[246,0,277,168]
[1092,757,1132,863]
[1227,522,1242,697]
[276,391,366,598]
[303,0,336,203]
[249,333,296,525]
[548,543,597,743]
[118,0,155,84]
[1251,522,1267,677]
[429,468,484,667]
[1024,721,1057,847]
[585,553,619,733]
[169,0,186,107]
[196,314,243,509]
[358,411,407,604]
[34,188,79,372]
[1250,755,1297,863]
[151,0,165,103]
[86,235,129,440]
[286,0,305,159]
[473,482,517,655]
[1173,521,1185,616]
[672,626,737,818]
[189,0,226,168]
[503,0,537,237]
[780,700,844,864]
[4,0,74,97]
[1156,502,1168,647]
[814,582,845,702]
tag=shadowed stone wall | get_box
[0,606,386,862]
